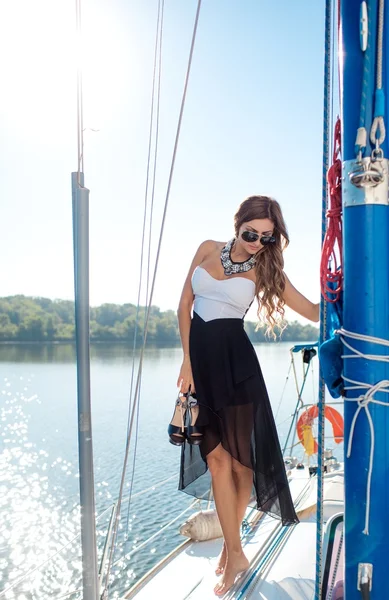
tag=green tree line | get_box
[0,296,318,344]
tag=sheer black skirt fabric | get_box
[179,312,299,527]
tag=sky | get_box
[0,0,332,324]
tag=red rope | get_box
[320,117,343,303]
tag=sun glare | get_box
[0,0,137,137]
[78,5,136,131]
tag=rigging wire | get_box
[274,360,293,422]
[111,501,199,569]
[315,0,333,596]
[124,0,165,538]
[75,0,84,180]
[311,353,317,409]
[102,2,203,596]
[146,1,165,307]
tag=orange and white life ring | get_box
[296,405,344,456]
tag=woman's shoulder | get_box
[191,240,226,266]
[197,240,225,254]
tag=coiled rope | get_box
[320,117,343,303]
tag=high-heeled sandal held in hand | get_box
[187,394,204,445]
[167,394,188,446]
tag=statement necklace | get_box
[220,238,256,276]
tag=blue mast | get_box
[340,0,389,597]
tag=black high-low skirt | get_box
[179,312,299,526]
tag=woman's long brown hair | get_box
[234,195,289,338]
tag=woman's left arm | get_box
[283,274,320,322]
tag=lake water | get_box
[0,342,324,599]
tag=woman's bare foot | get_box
[214,551,249,596]
[215,543,227,575]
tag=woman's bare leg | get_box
[216,458,253,575]
[207,444,249,595]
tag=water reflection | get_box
[0,366,189,598]
[0,342,332,598]
[0,344,179,364]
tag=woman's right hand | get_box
[177,357,195,394]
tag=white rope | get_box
[337,328,389,535]
[341,336,389,363]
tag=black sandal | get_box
[187,394,204,445]
[168,395,188,446]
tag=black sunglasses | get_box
[241,230,276,245]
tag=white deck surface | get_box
[124,467,344,600]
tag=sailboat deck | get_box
[123,466,345,600]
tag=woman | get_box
[169,195,319,596]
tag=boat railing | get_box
[321,513,344,600]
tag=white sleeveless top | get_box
[191,266,255,321]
